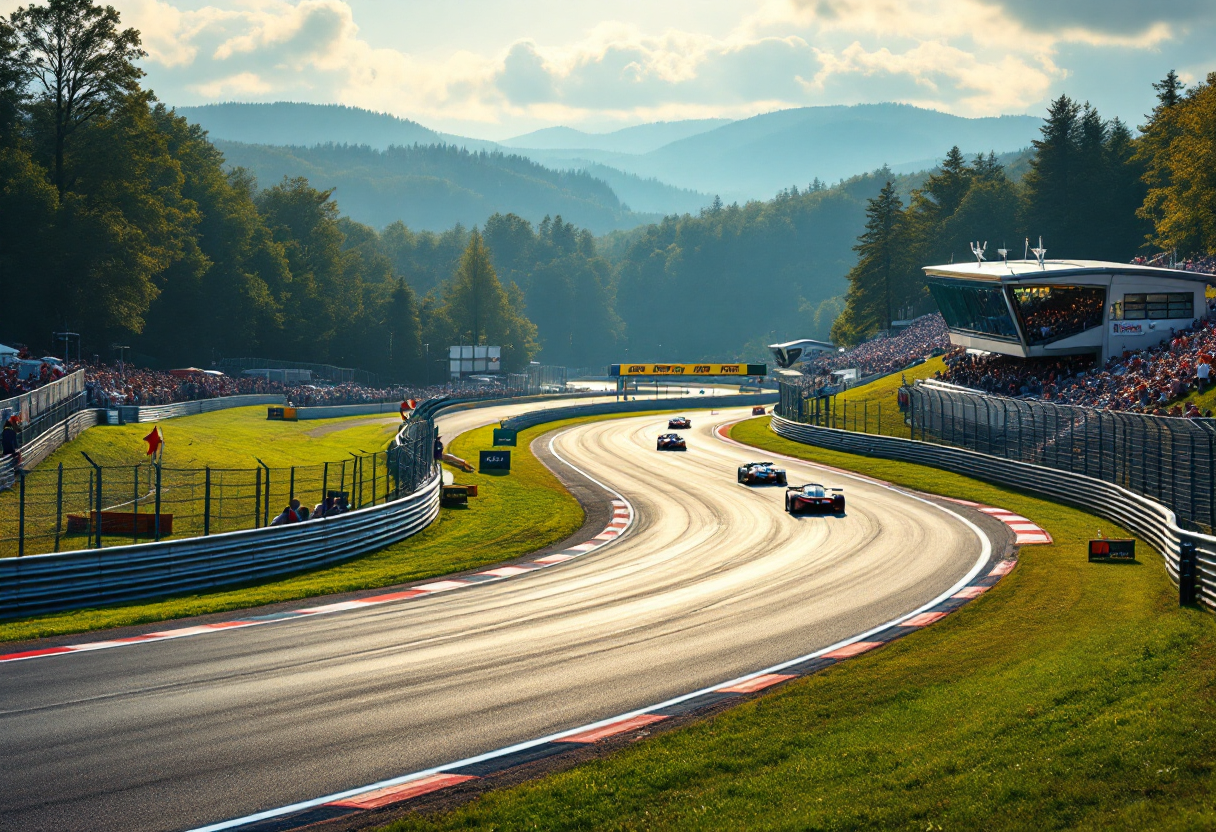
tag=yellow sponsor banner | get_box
[614,363,763,376]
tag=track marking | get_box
[188,412,1000,832]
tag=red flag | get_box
[144,426,163,457]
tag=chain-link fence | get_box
[1,417,437,559]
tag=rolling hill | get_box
[214,140,662,234]
[500,119,732,154]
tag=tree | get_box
[11,0,145,195]
[832,181,907,345]
[0,17,26,143]
[1153,69,1184,110]
[1023,94,1080,254]
[442,231,538,371]
[387,277,422,381]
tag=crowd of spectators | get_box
[939,313,1216,417]
[788,313,951,394]
[1131,253,1216,275]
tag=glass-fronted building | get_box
[924,260,1212,361]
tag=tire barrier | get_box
[770,414,1216,611]
[0,473,440,621]
[500,393,780,432]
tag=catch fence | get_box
[774,378,1216,533]
[1,417,436,559]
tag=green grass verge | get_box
[382,417,1216,832]
[810,356,945,437]
[0,420,584,643]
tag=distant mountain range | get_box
[500,119,731,154]
[178,101,1043,230]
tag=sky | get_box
[4,0,1214,140]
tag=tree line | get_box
[832,71,1216,345]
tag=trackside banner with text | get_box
[610,363,767,377]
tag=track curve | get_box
[0,407,991,832]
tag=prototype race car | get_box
[785,483,845,514]
[737,461,787,485]
[751,405,767,416]
[668,416,692,429]
[657,433,687,451]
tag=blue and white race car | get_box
[737,461,787,485]
[657,433,687,451]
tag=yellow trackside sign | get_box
[610,363,766,377]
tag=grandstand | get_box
[925,259,1214,362]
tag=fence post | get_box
[1180,541,1197,606]
[133,466,140,545]
[321,462,329,517]
[289,466,296,502]
[17,468,25,557]
[1191,431,1198,522]
[254,467,262,528]
[54,462,63,553]
[371,452,377,505]
[863,400,868,434]
[204,467,211,536]
[154,461,163,541]
[82,452,103,550]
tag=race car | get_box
[785,483,845,514]
[657,433,687,451]
[737,461,787,485]
[752,405,767,416]
[668,416,692,429]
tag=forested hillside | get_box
[215,141,658,235]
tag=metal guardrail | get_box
[117,394,286,423]
[769,414,1216,611]
[0,474,440,620]
[501,393,779,432]
[17,407,101,471]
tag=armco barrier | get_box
[0,473,440,620]
[117,393,286,423]
[501,393,779,432]
[770,414,1216,610]
[17,407,102,470]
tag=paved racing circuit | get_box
[0,404,994,832]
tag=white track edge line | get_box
[189,412,993,832]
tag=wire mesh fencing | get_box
[1,417,438,559]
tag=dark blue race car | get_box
[657,433,687,451]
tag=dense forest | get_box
[832,74,1216,345]
[1,1,1214,380]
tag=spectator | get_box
[2,415,18,459]
[291,498,308,522]
[270,505,299,526]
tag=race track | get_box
[0,406,992,832]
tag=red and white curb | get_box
[941,498,1053,545]
[0,498,634,665]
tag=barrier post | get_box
[1180,541,1197,606]
[204,467,211,536]
[863,401,868,434]
[877,403,882,436]
[321,462,329,518]
[54,462,63,553]
[17,468,25,557]
[371,453,377,505]
[289,466,295,502]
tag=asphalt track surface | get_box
[0,404,989,832]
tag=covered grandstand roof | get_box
[924,259,1215,285]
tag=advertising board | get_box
[479,450,511,472]
[1089,538,1136,561]
[610,363,767,377]
[493,428,517,446]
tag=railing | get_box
[768,414,1215,611]
[116,394,286,423]
[500,392,779,432]
[0,369,86,423]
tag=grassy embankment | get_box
[808,356,945,437]
[383,416,1216,832]
[0,413,583,643]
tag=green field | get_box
[801,357,945,437]
[1,408,407,558]
[0,416,588,643]
[382,417,1216,832]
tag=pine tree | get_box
[832,181,907,345]
[1023,94,1081,255]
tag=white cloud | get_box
[4,0,1206,135]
